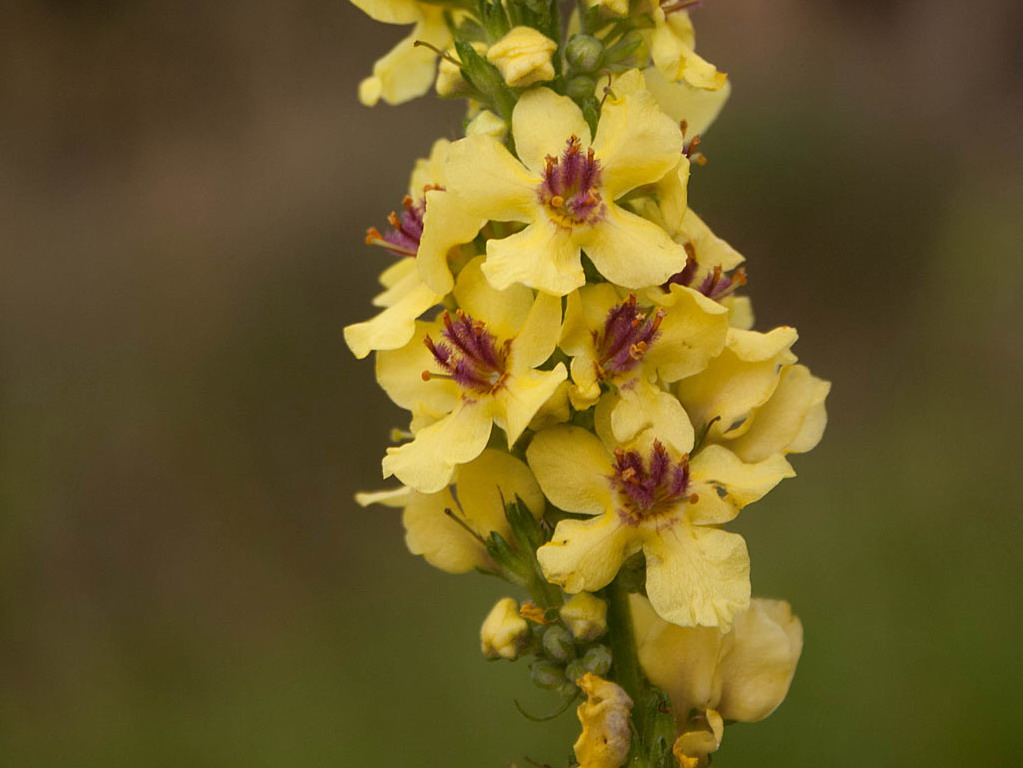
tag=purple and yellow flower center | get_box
[663,247,747,301]
[538,135,605,227]
[612,441,693,521]
[593,294,665,380]
[423,310,510,395]
[365,190,436,258]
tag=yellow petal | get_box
[495,365,568,445]
[643,67,731,139]
[511,291,564,369]
[417,187,487,294]
[453,255,534,339]
[538,513,641,594]
[593,85,685,200]
[445,134,539,222]
[376,257,418,297]
[687,446,794,525]
[643,522,750,629]
[583,204,686,289]
[350,0,420,25]
[526,425,614,515]
[354,486,412,508]
[512,87,591,175]
[481,597,530,659]
[716,598,803,722]
[729,364,830,463]
[484,220,584,295]
[359,10,450,107]
[344,280,441,359]
[409,137,451,194]
[560,284,624,356]
[676,209,745,271]
[609,380,695,456]
[375,320,458,415]
[382,400,493,493]
[643,285,729,383]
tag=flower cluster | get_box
[347,1,829,765]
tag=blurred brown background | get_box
[1,1,1021,765]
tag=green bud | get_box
[581,645,612,678]
[542,625,575,663]
[566,34,605,74]
[531,660,567,690]
[605,30,645,65]
[564,658,587,684]
[565,75,596,102]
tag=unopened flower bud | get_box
[564,657,586,683]
[582,645,612,678]
[486,27,557,89]
[566,35,605,74]
[531,660,567,690]
[466,109,507,141]
[561,592,608,641]
[481,597,529,660]
[564,76,596,102]
[542,624,575,662]
[436,43,487,98]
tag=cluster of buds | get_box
[347,1,829,765]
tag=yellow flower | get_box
[641,67,731,139]
[481,597,531,660]
[356,449,544,573]
[486,27,558,88]
[643,4,727,91]
[353,0,453,106]
[574,673,633,768]
[560,283,729,410]
[344,139,458,359]
[632,594,803,761]
[529,425,793,628]
[377,257,566,493]
[674,327,830,463]
[435,80,686,296]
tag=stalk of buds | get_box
[347,1,830,765]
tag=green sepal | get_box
[454,39,518,122]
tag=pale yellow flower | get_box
[356,449,544,573]
[632,594,803,760]
[560,283,729,410]
[529,425,793,628]
[643,4,727,91]
[674,327,829,463]
[481,597,531,660]
[377,257,566,493]
[353,0,453,106]
[574,673,633,768]
[434,80,686,296]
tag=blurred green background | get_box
[2,0,1021,765]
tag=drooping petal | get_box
[643,67,732,139]
[716,599,803,722]
[538,513,641,594]
[344,280,442,359]
[643,521,750,629]
[729,364,830,463]
[495,365,568,445]
[582,204,686,289]
[417,188,488,294]
[350,0,420,25]
[358,9,450,107]
[593,85,685,200]
[483,220,584,295]
[511,292,564,369]
[446,134,539,222]
[676,209,745,271]
[574,673,633,768]
[354,486,413,508]
[512,87,592,176]
[382,399,493,493]
[526,425,614,515]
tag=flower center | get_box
[422,310,510,395]
[612,441,692,520]
[365,189,437,257]
[593,294,665,379]
[538,135,605,227]
[663,246,747,301]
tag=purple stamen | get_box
[663,249,748,301]
[538,136,605,227]
[594,295,665,378]
[365,192,432,258]
[423,310,510,395]
[612,441,691,516]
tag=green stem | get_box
[606,576,647,735]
